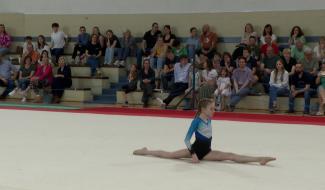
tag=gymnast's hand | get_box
[191,153,200,163]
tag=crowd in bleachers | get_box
[0,22,324,115]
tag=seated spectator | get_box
[260,24,277,45]
[139,59,156,107]
[212,52,222,75]
[86,34,102,77]
[8,56,35,102]
[172,39,187,62]
[157,55,191,108]
[104,29,121,66]
[92,26,106,55]
[72,26,90,64]
[220,52,236,75]
[260,34,279,58]
[242,47,259,84]
[261,46,280,93]
[313,36,325,62]
[36,35,51,58]
[30,54,53,103]
[291,39,308,61]
[162,25,176,47]
[228,56,252,111]
[22,36,35,54]
[38,50,51,65]
[288,63,315,114]
[315,62,325,115]
[248,36,260,60]
[280,48,297,75]
[161,50,175,92]
[197,24,217,60]
[199,59,218,100]
[0,24,11,55]
[118,29,136,69]
[288,26,305,47]
[214,68,232,111]
[241,23,258,45]
[22,43,40,64]
[137,23,162,70]
[0,52,17,99]
[51,56,72,103]
[121,63,138,105]
[50,23,67,64]
[186,27,200,61]
[268,59,289,113]
[300,47,319,76]
[150,37,167,89]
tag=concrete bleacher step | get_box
[0,87,93,102]
[71,76,110,96]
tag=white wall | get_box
[1,0,325,14]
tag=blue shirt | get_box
[186,36,200,50]
[184,117,212,151]
[174,62,190,83]
[0,59,17,80]
[78,33,90,46]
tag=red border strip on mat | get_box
[1,106,324,126]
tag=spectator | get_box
[8,56,35,102]
[157,55,191,108]
[162,25,176,47]
[280,48,297,75]
[72,26,90,64]
[241,23,258,45]
[52,56,72,103]
[50,23,67,64]
[315,62,325,116]
[220,52,236,75]
[137,23,162,70]
[288,26,305,47]
[104,29,121,66]
[139,59,155,108]
[161,50,175,92]
[300,47,319,76]
[261,46,280,93]
[121,63,138,105]
[0,52,17,99]
[268,59,289,113]
[0,24,11,55]
[86,34,102,77]
[38,50,50,65]
[36,35,51,58]
[22,36,35,54]
[214,68,232,111]
[172,39,187,62]
[150,37,167,89]
[260,34,279,58]
[291,39,308,61]
[118,29,136,69]
[197,24,217,60]
[242,47,259,84]
[199,59,218,100]
[260,24,277,45]
[212,52,222,75]
[248,36,260,60]
[228,57,252,111]
[288,63,315,114]
[30,54,53,103]
[21,43,40,65]
[313,36,325,62]
[92,26,106,55]
[186,27,200,61]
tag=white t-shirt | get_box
[36,45,51,57]
[202,69,218,81]
[51,31,67,49]
[313,45,325,61]
[260,34,277,45]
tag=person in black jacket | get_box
[139,59,156,107]
[52,56,72,103]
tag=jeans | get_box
[87,56,99,76]
[51,48,64,64]
[229,87,251,107]
[18,78,30,90]
[72,45,86,59]
[268,86,289,109]
[136,48,152,70]
[150,57,165,70]
[0,79,15,97]
[0,48,9,55]
[289,88,317,112]
[163,82,188,106]
[117,48,130,61]
[104,48,119,64]
[161,72,174,91]
[187,46,196,61]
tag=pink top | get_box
[34,64,53,84]
[0,33,11,48]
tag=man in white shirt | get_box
[50,23,67,64]
[157,55,191,108]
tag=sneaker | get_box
[269,108,275,114]
[286,109,295,114]
[21,97,26,103]
[8,89,17,96]
[113,60,120,66]
[156,97,166,108]
[119,60,125,67]
[316,111,324,116]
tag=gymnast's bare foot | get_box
[259,157,276,165]
[133,147,148,155]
